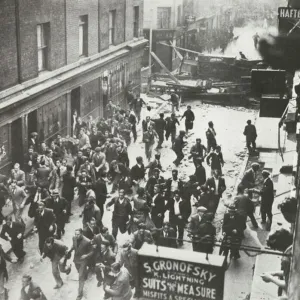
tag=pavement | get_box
[2,95,261,300]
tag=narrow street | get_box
[3,98,258,300]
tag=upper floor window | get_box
[79,15,88,57]
[109,10,116,45]
[37,23,50,72]
[133,6,139,38]
[157,7,171,29]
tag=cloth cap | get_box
[51,189,59,195]
[31,132,38,137]
[197,206,207,212]
[262,170,270,176]
[95,147,101,153]
[251,163,260,168]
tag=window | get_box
[157,7,171,29]
[109,10,116,45]
[79,15,88,57]
[37,23,50,72]
[133,6,139,38]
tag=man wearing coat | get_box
[117,243,139,297]
[36,160,51,189]
[10,163,25,187]
[45,190,68,239]
[165,169,183,200]
[68,228,94,300]
[150,184,165,229]
[243,119,257,154]
[94,175,108,220]
[41,237,71,289]
[167,190,191,247]
[156,222,177,248]
[131,223,154,250]
[20,274,47,300]
[173,130,186,166]
[0,216,26,262]
[103,262,132,300]
[34,201,56,254]
[254,170,274,231]
[205,170,226,214]
[8,180,28,222]
[62,165,77,219]
[0,243,15,300]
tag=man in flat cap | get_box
[189,206,208,252]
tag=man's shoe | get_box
[76,295,83,300]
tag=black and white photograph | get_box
[0,0,299,299]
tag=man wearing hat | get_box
[243,120,257,154]
[103,262,132,300]
[62,165,77,219]
[253,170,274,230]
[145,154,163,178]
[28,132,38,152]
[156,222,177,248]
[220,205,244,259]
[189,206,207,251]
[196,213,216,254]
[45,190,68,239]
[173,130,186,166]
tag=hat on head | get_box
[197,206,207,213]
[251,163,260,168]
[179,130,186,135]
[95,147,101,153]
[228,205,236,212]
[262,169,270,176]
[51,189,59,195]
[31,132,38,137]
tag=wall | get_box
[143,0,183,30]
[125,0,144,41]
[0,0,19,91]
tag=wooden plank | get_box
[150,52,181,85]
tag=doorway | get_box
[11,118,24,166]
[27,110,38,141]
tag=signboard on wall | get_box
[278,7,300,35]
[137,245,226,300]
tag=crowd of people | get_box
[0,85,276,300]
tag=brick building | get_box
[0,0,146,173]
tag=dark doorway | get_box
[71,88,81,116]
[28,110,38,141]
[11,118,24,166]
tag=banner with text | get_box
[138,246,225,300]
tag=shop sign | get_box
[153,30,175,41]
[137,245,226,300]
[278,7,300,19]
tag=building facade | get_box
[143,0,184,72]
[0,0,147,173]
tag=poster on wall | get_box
[137,245,226,300]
